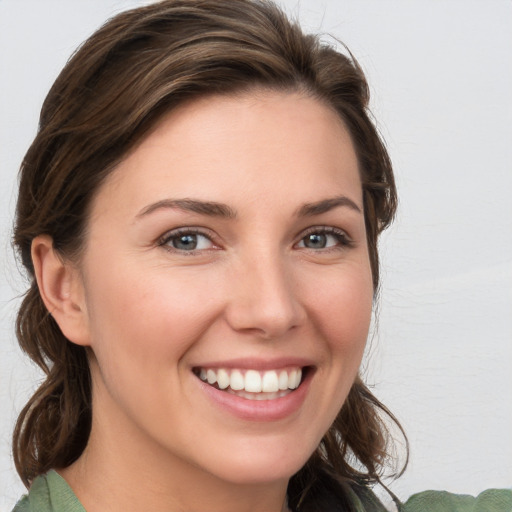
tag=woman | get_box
[10,1,510,511]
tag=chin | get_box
[201,441,315,485]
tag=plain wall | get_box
[1,0,511,508]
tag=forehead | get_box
[89,90,362,220]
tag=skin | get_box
[33,90,374,512]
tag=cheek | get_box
[82,261,227,434]
[308,262,374,355]
[83,261,222,377]
[290,262,373,450]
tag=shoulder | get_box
[11,471,85,512]
[401,488,512,512]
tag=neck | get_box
[60,405,290,512]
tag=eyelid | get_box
[156,225,353,253]
[158,227,220,252]
[295,226,354,249]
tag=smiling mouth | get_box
[193,367,308,401]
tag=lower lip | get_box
[197,370,313,422]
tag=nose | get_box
[224,251,306,340]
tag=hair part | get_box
[13,0,404,500]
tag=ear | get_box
[31,235,90,347]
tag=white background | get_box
[1,0,511,509]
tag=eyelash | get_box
[158,226,353,254]
[297,226,353,251]
[158,228,217,254]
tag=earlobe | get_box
[31,235,90,346]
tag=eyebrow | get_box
[136,194,361,221]
[296,195,362,216]
[136,198,237,219]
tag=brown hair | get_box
[13,0,406,506]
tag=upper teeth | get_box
[198,367,302,393]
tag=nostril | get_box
[223,271,305,338]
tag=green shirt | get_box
[12,470,512,512]
[12,471,84,512]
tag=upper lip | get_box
[191,357,315,371]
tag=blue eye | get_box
[302,233,329,249]
[161,230,214,252]
[297,228,350,250]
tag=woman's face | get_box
[75,90,374,485]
